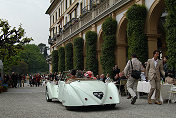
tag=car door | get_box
[58,80,65,101]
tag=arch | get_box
[147,0,165,34]
[146,0,165,58]
[115,16,128,71]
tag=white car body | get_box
[46,78,120,109]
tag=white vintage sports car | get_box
[45,71,120,110]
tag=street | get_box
[0,85,176,118]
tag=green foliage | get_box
[52,50,58,73]
[65,43,73,71]
[126,4,147,21]
[101,35,116,77]
[101,17,117,77]
[18,44,48,74]
[0,19,33,61]
[73,37,84,70]
[38,43,48,58]
[58,47,65,72]
[0,19,32,73]
[126,4,148,63]
[85,31,98,75]
[164,0,176,70]
[102,17,117,35]
[12,61,28,74]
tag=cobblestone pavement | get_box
[0,85,176,118]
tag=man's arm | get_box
[124,60,130,78]
[145,59,150,80]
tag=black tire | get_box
[65,106,76,111]
[46,88,52,102]
[105,104,116,109]
[109,104,116,108]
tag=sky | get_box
[0,0,50,46]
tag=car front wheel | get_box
[46,88,52,102]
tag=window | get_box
[53,15,54,24]
[70,14,72,20]
[80,2,82,14]
[53,28,55,37]
[66,0,67,10]
[59,8,60,17]
[70,0,72,5]
[75,8,77,18]
[56,12,57,21]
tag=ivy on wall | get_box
[51,50,58,73]
[85,31,98,75]
[58,47,65,72]
[73,37,84,70]
[101,17,117,77]
[164,0,176,70]
[126,4,148,63]
[65,43,73,71]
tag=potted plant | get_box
[0,86,3,93]
[2,84,8,92]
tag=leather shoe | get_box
[131,96,137,104]
[155,101,162,105]
[148,99,152,104]
[127,95,132,99]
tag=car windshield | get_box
[60,71,96,82]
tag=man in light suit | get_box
[146,50,165,105]
[124,54,143,104]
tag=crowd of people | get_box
[3,73,46,88]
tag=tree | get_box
[65,43,73,71]
[0,19,33,61]
[73,37,84,70]
[0,19,33,73]
[52,50,58,73]
[101,17,117,77]
[58,47,65,72]
[164,0,176,71]
[12,61,28,74]
[38,43,49,58]
[18,44,48,74]
[85,31,98,75]
[126,4,148,63]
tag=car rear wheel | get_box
[46,88,52,102]
[105,104,116,109]
[65,106,76,111]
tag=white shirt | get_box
[152,58,158,68]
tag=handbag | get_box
[130,60,141,79]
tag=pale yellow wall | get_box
[49,0,166,74]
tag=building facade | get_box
[46,0,166,74]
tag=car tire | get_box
[105,104,116,109]
[65,106,75,111]
[109,104,116,108]
[46,88,52,102]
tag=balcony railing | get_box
[63,18,79,31]
[51,0,129,46]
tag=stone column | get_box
[92,24,97,32]
[116,44,127,71]
[135,0,145,5]
[112,12,116,19]
[97,49,103,75]
[147,33,160,58]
